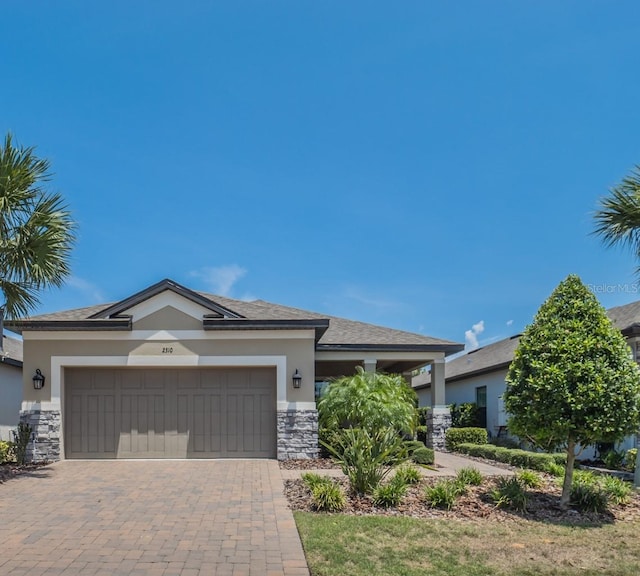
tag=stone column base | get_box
[19,408,61,462]
[277,409,319,460]
[426,406,451,451]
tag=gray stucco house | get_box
[413,299,640,455]
[7,278,463,461]
[0,334,23,442]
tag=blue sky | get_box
[2,2,640,350]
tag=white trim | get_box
[50,355,288,405]
[23,329,316,341]
[277,402,316,411]
[124,291,213,322]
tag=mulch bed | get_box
[279,458,341,470]
[284,474,640,525]
[0,462,48,484]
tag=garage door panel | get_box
[65,367,276,459]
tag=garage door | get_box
[64,367,277,459]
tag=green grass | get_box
[295,512,640,576]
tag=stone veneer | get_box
[19,408,61,462]
[426,406,451,451]
[277,409,319,460]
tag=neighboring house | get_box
[0,334,23,441]
[6,278,463,461]
[413,300,640,455]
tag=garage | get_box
[64,367,277,459]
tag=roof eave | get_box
[316,343,464,354]
[5,319,133,333]
[0,356,22,368]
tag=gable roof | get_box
[414,298,640,388]
[1,334,23,367]
[5,279,463,353]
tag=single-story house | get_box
[413,300,640,455]
[0,334,23,441]
[7,278,463,461]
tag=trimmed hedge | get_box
[456,442,566,473]
[412,447,435,465]
[445,427,488,451]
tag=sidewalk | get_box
[280,451,513,480]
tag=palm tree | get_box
[0,133,76,350]
[593,166,640,270]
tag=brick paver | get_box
[0,460,309,575]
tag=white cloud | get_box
[506,319,514,327]
[464,320,485,350]
[191,265,247,296]
[66,276,105,302]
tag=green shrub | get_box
[301,472,333,491]
[445,428,488,451]
[449,403,482,428]
[13,422,32,465]
[373,476,408,508]
[456,467,483,486]
[601,475,632,506]
[624,448,637,472]
[516,470,542,489]
[490,477,528,512]
[311,481,346,512]
[0,440,14,463]
[544,462,565,477]
[416,425,428,444]
[324,427,408,495]
[424,479,465,510]
[602,450,625,471]
[417,407,430,427]
[394,464,421,485]
[411,447,434,465]
[570,472,609,513]
[489,436,520,449]
[455,442,566,474]
[403,440,425,454]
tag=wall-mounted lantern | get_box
[292,369,302,389]
[32,369,45,390]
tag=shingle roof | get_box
[414,298,640,387]
[1,334,23,365]
[10,288,462,350]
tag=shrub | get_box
[424,479,465,510]
[624,448,637,472]
[373,476,408,508]
[570,472,609,513]
[311,481,346,512]
[416,425,428,444]
[411,447,434,465]
[544,463,566,477]
[449,403,482,428]
[490,477,528,512]
[13,422,32,465]
[324,427,408,495]
[489,436,520,449]
[394,464,421,485]
[602,450,625,471]
[0,440,14,464]
[455,442,567,474]
[456,467,483,486]
[516,470,542,489]
[301,472,333,491]
[601,475,632,506]
[404,440,425,455]
[445,428,488,451]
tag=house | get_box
[413,300,640,454]
[0,333,23,441]
[6,278,463,461]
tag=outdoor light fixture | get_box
[292,369,302,389]
[32,369,45,390]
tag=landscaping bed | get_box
[0,462,48,484]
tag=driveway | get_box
[0,460,309,576]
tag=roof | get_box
[6,279,463,353]
[414,299,640,388]
[1,333,23,367]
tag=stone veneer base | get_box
[20,409,61,462]
[426,406,451,451]
[277,409,319,460]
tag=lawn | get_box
[295,512,640,576]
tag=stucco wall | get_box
[0,363,22,441]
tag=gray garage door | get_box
[64,367,277,459]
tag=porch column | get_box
[426,359,451,451]
[363,359,377,373]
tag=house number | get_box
[162,347,174,354]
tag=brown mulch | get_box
[279,458,341,470]
[284,475,640,525]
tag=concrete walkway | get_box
[280,450,514,480]
[0,460,308,576]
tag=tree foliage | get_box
[504,274,640,506]
[0,133,76,319]
[317,366,418,435]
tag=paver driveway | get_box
[0,460,309,576]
